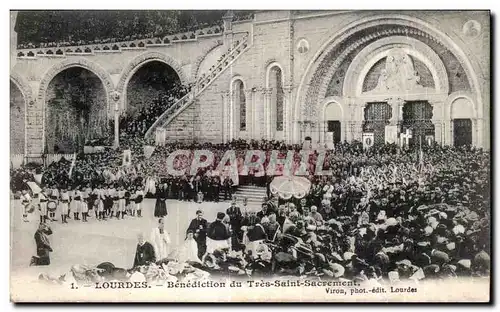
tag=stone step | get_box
[236,188,267,194]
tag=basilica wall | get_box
[10,10,491,155]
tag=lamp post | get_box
[112,91,120,149]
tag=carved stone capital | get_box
[110,91,121,102]
[283,85,294,93]
[262,88,273,95]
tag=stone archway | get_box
[294,14,485,143]
[116,51,188,103]
[37,58,115,152]
[192,40,224,80]
[10,75,30,154]
[10,71,33,105]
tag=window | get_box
[239,82,246,131]
[233,79,246,131]
[274,67,284,131]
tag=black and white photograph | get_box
[8,9,491,302]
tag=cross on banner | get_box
[400,129,412,147]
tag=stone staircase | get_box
[234,185,267,207]
[144,35,251,140]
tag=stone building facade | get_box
[10,10,490,156]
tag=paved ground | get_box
[10,198,261,280]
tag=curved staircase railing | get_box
[144,36,250,140]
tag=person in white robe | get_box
[59,189,70,224]
[150,218,171,262]
[21,190,32,223]
[70,189,81,221]
[117,187,126,219]
[178,231,202,264]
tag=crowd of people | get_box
[117,82,193,140]
[15,136,490,284]
[16,11,257,50]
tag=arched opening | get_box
[10,80,25,154]
[122,61,183,138]
[232,79,246,132]
[324,102,343,144]
[269,66,284,134]
[451,97,474,147]
[45,67,108,153]
[402,101,435,146]
[362,102,392,145]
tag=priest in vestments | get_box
[150,218,171,261]
[133,233,156,268]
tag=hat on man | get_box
[328,263,345,278]
[456,259,472,270]
[431,249,450,265]
[423,264,440,278]
[396,259,412,267]
[473,251,490,272]
[216,212,226,220]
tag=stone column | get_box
[250,88,257,139]
[431,100,444,145]
[477,117,485,148]
[221,91,230,143]
[244,88,253,137]
[283,85,293,144]
[26,99,44,157]
[262,88,273,140]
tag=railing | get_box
[16,25,225,58]
[195,38,249,92]
[144,36,251,140]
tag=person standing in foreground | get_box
[133,233,156,268]
[206,212,231,259]
[150,218,171,262]
[30,223,53,266]
[154,183,168,218]
[187,210,208,260]
[21,189,31,223]
[59,188,70,224]
[135,187,144,217]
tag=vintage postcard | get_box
[9,10,490,302]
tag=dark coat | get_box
[207,220,231,241]
[34,228,53,258]
[187,217,208,241]
[133,242,156,267]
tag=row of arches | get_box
[319,93,477,147]
[12,53,186,154]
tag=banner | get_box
[122,149,132,167]
[143,145,156,159]
[325,132,335,150]
[156,128,167,146]
[385,125,398,144]
[426,135,434,146]
[362,133,375,149]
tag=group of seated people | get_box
[116,82,193,140]
[17,24,224,50]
